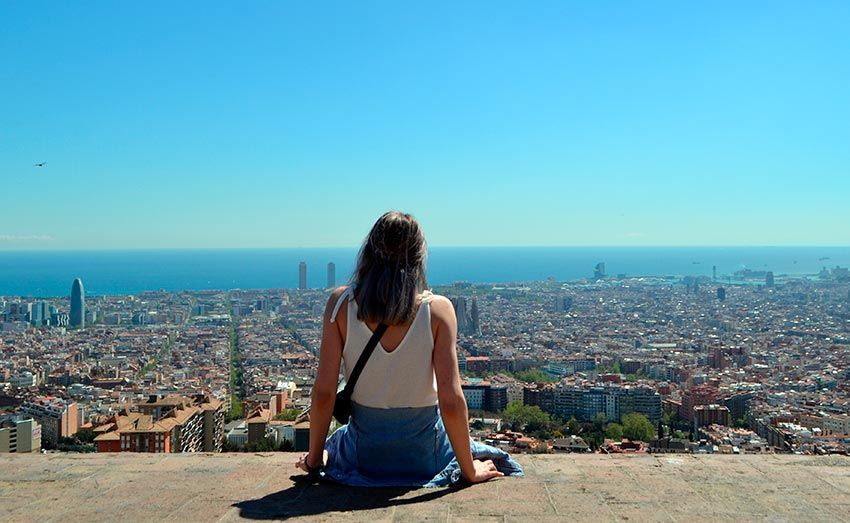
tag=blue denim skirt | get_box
[322,402,524,487]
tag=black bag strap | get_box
[342,323,388,396]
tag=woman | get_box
[296,211,523,487]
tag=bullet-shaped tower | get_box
[70,278,85,328]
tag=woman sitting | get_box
[297,210,523,486]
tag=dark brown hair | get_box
[352,211,428,325]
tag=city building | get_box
[226,421,249,449]
[694,404,731,428]
[594,262,606,279]
[51,312,70,327]
[722,392,753,422]
[29,301,48,326]
[70,277,85,328]
[461,381,507,413]
[0,417,41,453]
[449,295,482,335]
[469,298,481,335]
[93,411,169,453]
[553,295,573,312]
[679,385,720,422]
[19,397,78,448]
[298,262,307,290]
[327,262,336,289]
[247,408,272,444]
[525,383,661,423]
[10,371,36,388]
[452,297,471,335]
[93,395,224,453]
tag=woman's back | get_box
[326,286,453,485]
[330,286,438,409]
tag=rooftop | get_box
[1,453,848,521]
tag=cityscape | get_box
[3,260,849,457]
[4,2,850,519]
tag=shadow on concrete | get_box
[232,474,457,519]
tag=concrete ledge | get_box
[1,453,848,521]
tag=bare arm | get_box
[432,296,503,483]
[303,287,347,469]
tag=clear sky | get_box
[2,1,849,250]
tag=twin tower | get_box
[299,262,336,290]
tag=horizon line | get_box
[1,244,850,253]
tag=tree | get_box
[226,395,243,422]
[511,369,556,384]
[605,423,624,440]
[664,410,690,432]
[566,416,579,436]
[56,435,95,453]
[592,412,606,433]
[245,437,277,452]
[273,409,300,421]
[622,413,655,442]
[501,401,551,434]
[75,428,95,443]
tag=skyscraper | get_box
[327,262,336,289]
[451,297,470,334]
[716,287,726,301]
[553,295,573,312]
[765,271,775,287]
[470,298,481,336]
[298,262,307,290]
[70,278,85,328]
[29,301,47,326]
[594,262,606,280]
[712,265,717,282]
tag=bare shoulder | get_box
[427,293,455,323]
[324,285,351,313]
[330,285,350,300]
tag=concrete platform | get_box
[1,452,848,522]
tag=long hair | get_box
[352,211,428,325]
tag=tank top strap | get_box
[330,286,354,323]
[333,286,431,322]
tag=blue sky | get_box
[2,1,849,249]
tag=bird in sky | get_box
[33,162,47,167]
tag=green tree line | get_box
[498,401,656,448]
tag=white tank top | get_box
[330,286,439,409]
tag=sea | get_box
[0,246,848,298]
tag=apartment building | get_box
[93,395,225,453]
[19,397,78,448]
[0,417,41,453]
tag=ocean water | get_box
[0,246,848,297]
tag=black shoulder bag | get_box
[333,323,388,424]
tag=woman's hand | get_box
[296,452,324,473]
[464,459,504,484]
